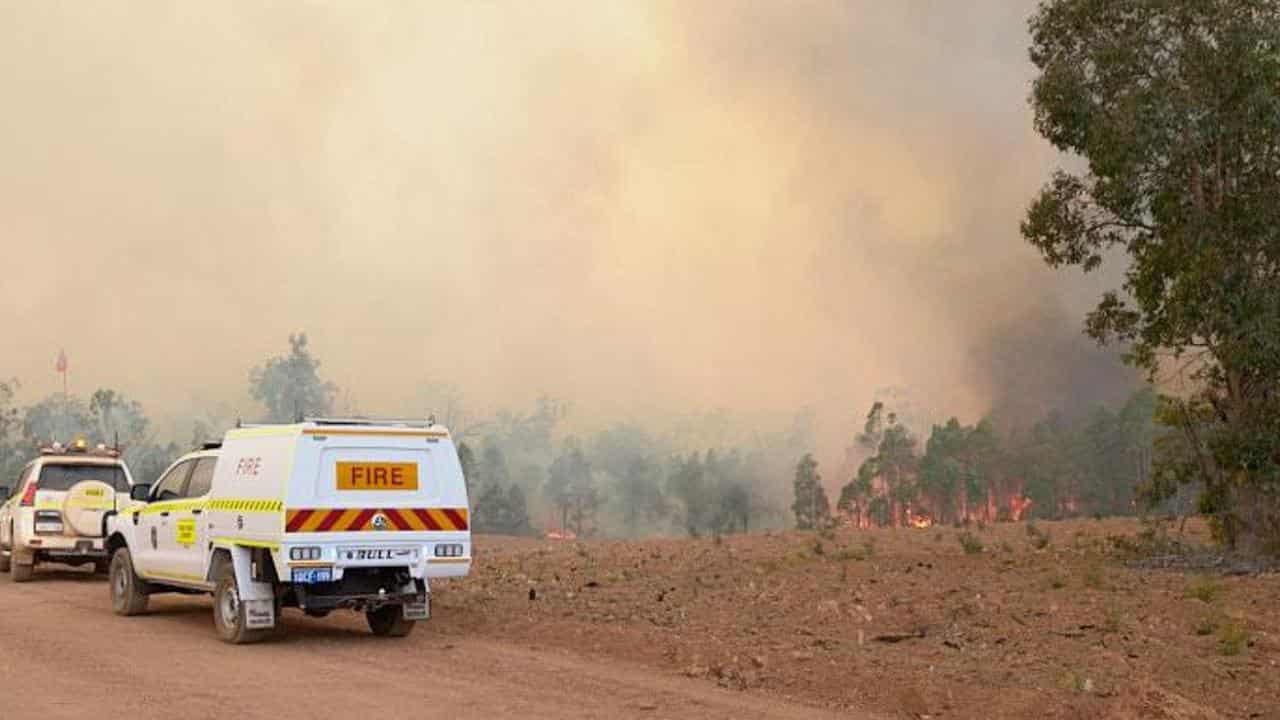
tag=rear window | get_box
[38,464,129,492]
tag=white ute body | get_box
[105,419,471,642]
[0,445,134,581]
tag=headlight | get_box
[289,546,322,561]
[433,543,464,558]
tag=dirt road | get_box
[0,566,868,720]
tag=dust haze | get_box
[0,2,1133,458]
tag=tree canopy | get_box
[1024,0,1280,550]
[249,333,337,423]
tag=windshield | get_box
[38,464,129,493]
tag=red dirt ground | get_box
[436,518,1279,719]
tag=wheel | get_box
[11,549,33,582]
[212,562,269,644]
[366,604,415,637]
[0,549,10,573]
[109,548,149,616]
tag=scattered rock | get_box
[873,629,927,643]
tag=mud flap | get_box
[404,596,430,620]
[228,545,277,629]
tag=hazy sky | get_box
[0,2,1131,455]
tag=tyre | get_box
[109,548,149,616]
[212,562,269,644]
[11,558,33,583]
[366,604,415,637]
[93,558,110,575]
[0,549,10,574]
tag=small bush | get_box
[933,531,943,543]
[1057,671,1090,693]
[958,532,983,555]
[1184,577,1220,604]
[862,538,877,557]
[812,538,826,556]
[1083,562,1106,589]
[1218,620,1249,656]
[1194,616,1218,636]
[1049,576,1066,590]
[835,547,866,562]
[1026,522,1052,550]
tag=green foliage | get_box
[839,403,917,526]
[457,441,478,498]
[22,393,93,444]
[248,333,337,422]
[1218,620,1249,656]
[0,379,25,484]
[1082,562,1106,590]
[544,438,599,536]
[918,417,1003,524]
[1026,521,1052,550]
[791,453,831,530]
[1194,616,1218,636]
[471,442,533,535]
[1185,577,1221,604]
[957,531,983,555]
[1025,0,1280,553]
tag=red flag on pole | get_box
[55,349,68,373]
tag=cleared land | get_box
[1,518,1276,719]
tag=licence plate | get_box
[291,567,333,584]
[35,522,63,533]
[336,462,419,491]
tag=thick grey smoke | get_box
[0,2,1134,464]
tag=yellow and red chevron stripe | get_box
[285,507,469,533]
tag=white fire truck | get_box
[104,418,472,643]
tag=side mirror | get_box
[130,484,151,502]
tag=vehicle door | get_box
[2,464,35,546]
[135,459,194,576]
[172,456,215,579]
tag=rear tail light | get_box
[34,510,63,534]
[19,482,37,507]
[289,546,323,561]
[433,543,464,558]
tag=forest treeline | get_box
[1,334,1167,539]
[792,388,1166,531]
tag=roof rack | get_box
[234,416,441,430]
[303,416,438,428]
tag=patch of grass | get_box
[862,538,876,558]
[1082,561,1106,590]
[812,538,826,557]
[1193,616,1218,636]
[1218,619,1249,656]
[1026,521,1052,550]
[1102,605,1122,633]
[1057,671,1091,693]
[958,531,984,555]
[835,547,867,562]
[1184,576,1220,604]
